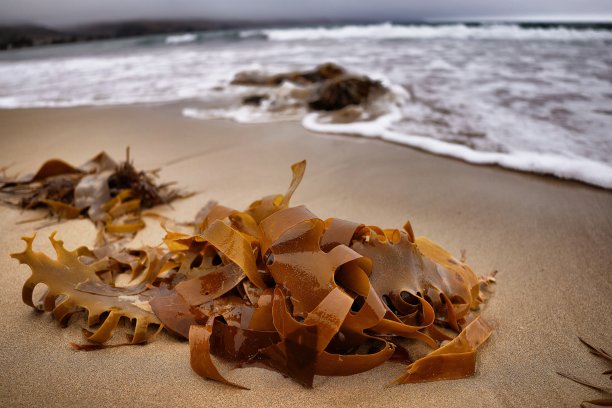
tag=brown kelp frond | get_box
[10,233,162,344]
[11,160,494,389]
[1,149,190,240]
[391,317,492,384]
[189,321,250,390]
[244,159,306,223]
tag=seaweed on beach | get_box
[0,148,189,238]
[10,160,494,389]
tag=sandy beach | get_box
[0,105,611,407]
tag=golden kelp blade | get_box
[189,321,249,390]
[11,233,161,344]
[245,159,305,223]
[391,317,492,384]
[200,220,266,289]
[39,199,81,219]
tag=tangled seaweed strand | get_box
[11,160,493,389]
[0,148,189,238]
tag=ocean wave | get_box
[165,33,198,44]
[255,22,612,41]
[2,23,611,188]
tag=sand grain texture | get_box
[0,106,611,407]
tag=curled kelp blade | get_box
[189,320,249,390]
[257,286,356,387]
[209,319,280,362]
[316,336,396,376]
[351,227,479,332]
[245,160,306,223]
[201,220,266,289]
[261,213,370,317]
[320,217,364,252]
[175,263,245,306]
[22,158,83,183]
[245,288,275,331]
[194,200,260,239]
[391,316,492,384]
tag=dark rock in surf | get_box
[242,94,269,106]
[231,63,346,87]
[308,75,386,111]
[231,63,389,114]
[283,62,346,85]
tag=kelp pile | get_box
[1,149,187,239]
[11,160,493,388]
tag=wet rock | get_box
[242,94,269,106]
[281,62,346,85]
[231,64,389,115]
[232,71,279,86]
[231,63,346,87]
[308,75,387,111]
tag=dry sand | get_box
[0,105,610,407]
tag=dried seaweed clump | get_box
[11,160,494,389]
[1,149,188,236]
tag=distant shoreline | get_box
[1,19,611,51]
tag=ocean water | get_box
[1,23,611,188]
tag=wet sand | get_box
[0,105,611,407]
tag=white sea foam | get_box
[183,106,303,123]
[258,22,612,41]
[0,50,234,108]
[302,110,612,189]
[165,33,198,44]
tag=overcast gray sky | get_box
[1,0,611,27]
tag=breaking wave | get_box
[251,22,612,42]
[165,33,198,44]
[301,108,612,189]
